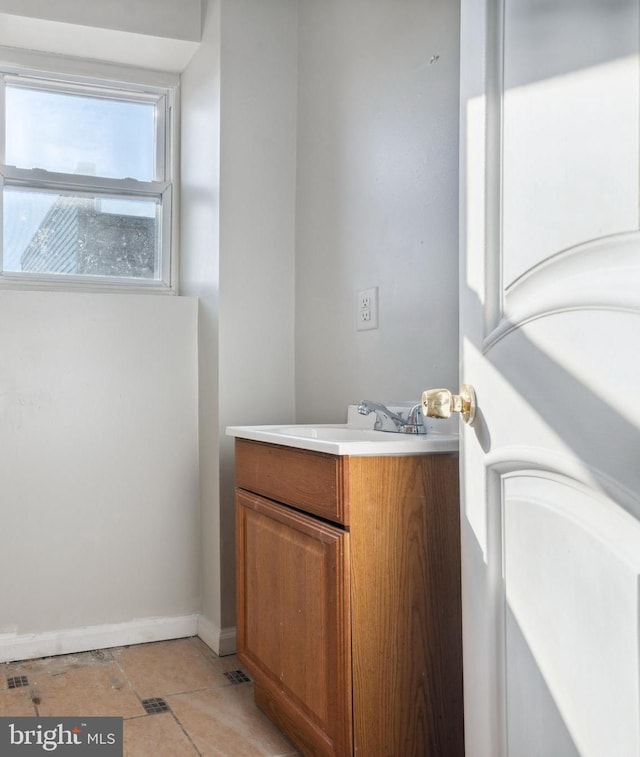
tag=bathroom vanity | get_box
[228,425,464,757]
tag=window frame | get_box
[0,54,178,293]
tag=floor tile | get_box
[167,685,301,757]
[115,638,229,699]
[1,638,301,755]
[3,648,117,679]
[124,712,198,756]
[0,688,37,716]
[34,662,145,718]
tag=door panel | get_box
[459,0,640,754]
[487,309,640,512]
[502,0,639,283]
[502,472,640,757]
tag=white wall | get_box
[0,291,199,662]
[0,0,461,659]
[180,0,297,651]
[0,2,203,663]
[218,0,297,632]
[180,0,460,650]
[295,0,460,421]
[180,0,224,652]
[0,0,201,70]
[0,0,201,40]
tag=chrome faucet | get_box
[357,401,426,434]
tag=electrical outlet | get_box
[357,287,378,331]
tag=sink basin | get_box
[274,425,396,441]
[226,423,458,456]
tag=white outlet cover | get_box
[357,286,378,331]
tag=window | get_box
[0,63,176,291]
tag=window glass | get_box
[4,187,159,279]
[1,66,173,289]
[5,85,156,181]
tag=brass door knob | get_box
[421,384,476,425]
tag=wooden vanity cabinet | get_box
[235,438,464,757]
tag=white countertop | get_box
[226,423,459,456]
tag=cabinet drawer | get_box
[234,439,348,524]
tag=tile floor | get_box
[0,637,301,756]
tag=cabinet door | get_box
[236,490,352,757]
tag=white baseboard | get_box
[0,614,199,664]
[197,615,236,656]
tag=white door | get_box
[455,0,640,755]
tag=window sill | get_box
[0,274,177,296]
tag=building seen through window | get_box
[14,191,157,279]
